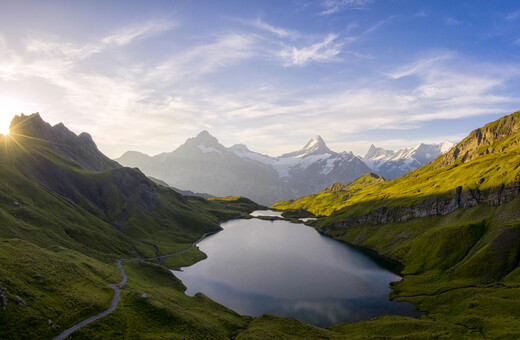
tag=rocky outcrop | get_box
[15,295,26,307]
[322,181,520,231]
[0,288,7,311]
[437,111,520,168]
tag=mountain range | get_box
[271,110,520,338]
[362,140,455,180]
[117,133,454,205]
[3,110,520,338]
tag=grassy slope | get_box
[0,121,259,338]
[265,111,520,338]
[4,110,520,339]
[273,111,520,219]
[272,173,385,216]
[68,261,249,339]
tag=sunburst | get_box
[0,98,26,135]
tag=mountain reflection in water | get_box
[173,211,418,327]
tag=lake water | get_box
[173,211,418,327]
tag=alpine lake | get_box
[173,210,418,327]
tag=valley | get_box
[2,2,520,339]
[2,110,520,339]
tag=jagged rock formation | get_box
[438,111,520,167]
[10,113,120,171]
[322,180,520,231]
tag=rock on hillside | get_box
[437,110,520,167]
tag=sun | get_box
[0,115,11,135]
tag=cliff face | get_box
[323,179,520,231]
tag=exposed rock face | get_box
[15,296,26,307]
[0,288,7,311]
[438,111,520,168]
[323,181,520,231]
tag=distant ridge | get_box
[116,132,373,205]
[361,140,455,180]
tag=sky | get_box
[1,0,520,158]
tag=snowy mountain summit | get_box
[281,135,331,158]
[117,132,371,204]
[361,140,455,180]
[116,131,455,204]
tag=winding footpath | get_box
[53,227,225,340]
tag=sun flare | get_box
[0,116,11,135]
[0,98,26,135]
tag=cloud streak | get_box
[0,16,519,158]
[25,20,176,60]
[281,34,343,66]
[320,0,374,15]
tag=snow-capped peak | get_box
[280,135,332,158]
[364,144,394,159]
[440,140,455,154]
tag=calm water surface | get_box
[173,211,418,327]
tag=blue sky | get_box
[1,0,520,157]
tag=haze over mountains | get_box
[116,132,455,205]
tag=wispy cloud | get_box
[320,0,374,15]
[236,18,350,67]
[25,20,176,60]
[146,33,259,83]
[204,51,518,156]
[101,20,176,46]
[390,53,454,79]
[248,18,297,38]
[1,15,519,158]
[363,16,396,35]
[444,17,462,26]
[506,10,520,21]
[281,34,343,66]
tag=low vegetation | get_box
[4,111,520,339]
[270,110,520,338]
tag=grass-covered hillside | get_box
[272,172,385,216]
[0,113,259,339]
[270,110,520,338]
[4,110,520,339]
[274,110,520,221]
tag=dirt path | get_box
[52,225,229,340]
